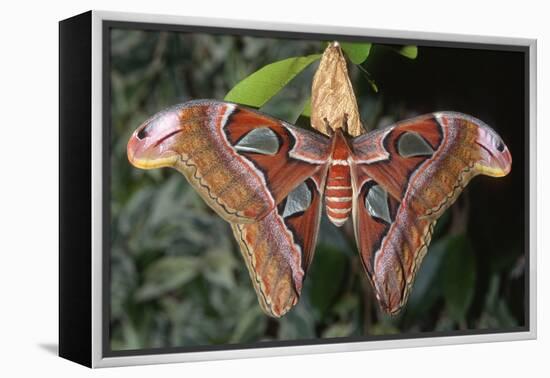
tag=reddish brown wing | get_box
[128,100,332,317]
[351,177,436,315]
[127,100,331,224]
[223,103,331,204]
[232,172,326,317]
[351,112,512,314]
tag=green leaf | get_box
[135,256,199,301]
[405,237,448,316]
[307,245,348,317]
[397,45,418,59]
[477,275,518,329]
[301,97,311,118]
[120,319,142,350]
[202,248,237,290]
[322,322,354,338]
[340,42,372,64]
[356,64,379,93]
[224,54,321,107]
[434,315,456,332]
[441,235,476,322]
[277,304,316,339]
[369,323,400,336]
[229,307,266,343]
[331,293,359,319]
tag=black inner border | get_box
[102,19,531,358]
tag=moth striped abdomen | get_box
[325,130,353,227]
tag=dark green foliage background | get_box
[109,28,526,351]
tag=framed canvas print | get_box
[59,10,537,368]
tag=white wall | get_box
[1,0,546,376]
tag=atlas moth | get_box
[127,42,512,317]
